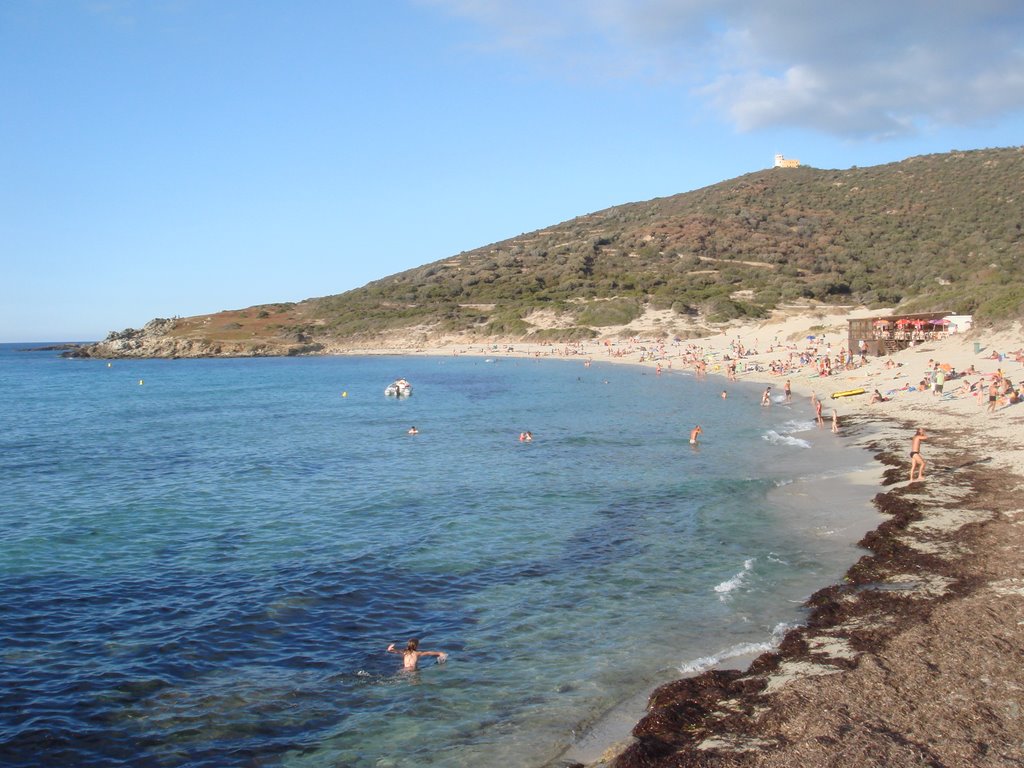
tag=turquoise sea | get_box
[0,343,880,767]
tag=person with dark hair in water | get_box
[386,638,448,670]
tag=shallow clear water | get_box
[0,345,879,767]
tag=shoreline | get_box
[605,408,1024,767]
[553,426,885,768]
[374,310,1023,766]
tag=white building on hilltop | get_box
[774,153,800,168]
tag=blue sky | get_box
[3,0,1023,342]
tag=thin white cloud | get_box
[81,0,138,25]
[418,0,1024,138]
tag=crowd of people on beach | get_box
[453,331,1024,419]
[866,356,1023,411]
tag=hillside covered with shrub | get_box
[80,146,1024,356]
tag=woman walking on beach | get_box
[909,428,928,482]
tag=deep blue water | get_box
[0,344,879,767]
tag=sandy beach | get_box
[338,306,1024,767]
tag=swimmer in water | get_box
[689,425,702,445]
[407,426,418,435]
[761,386,772,406]
[387,638,448,670]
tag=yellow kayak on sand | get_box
[830,388,866,399]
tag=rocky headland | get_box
[63,316,325,359]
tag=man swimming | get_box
[689,425,702,445]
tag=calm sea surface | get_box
[0,343,879,767]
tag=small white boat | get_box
[384,379,412,397]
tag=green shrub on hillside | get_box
[576,298,642,327]
[527,327,598,342]
[704,298,767,323]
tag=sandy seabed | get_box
[343,308,1024,767]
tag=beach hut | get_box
[848,311,953,356]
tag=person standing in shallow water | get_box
[909,428,928,482]
[387,638,448,670]
[689,425,702,445]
